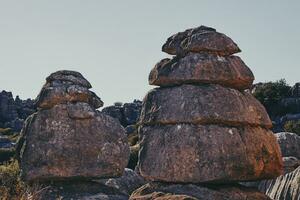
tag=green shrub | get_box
[284,120,300,136]
[252,79,291,116]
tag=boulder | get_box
[46,70,92,88]
[140,84,272,128]
[275,132,300,159]
[17,103,129,182]
[17,70,130,182]
[162,26,240,56]
[97,168,146,196]
[258,166,300,200]
[129,182,272,200]
[282,157,300,173]
[149,53,254,90]
[138,124,282,183]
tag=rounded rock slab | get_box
[149,53,254,90]
[129,182,272,200]
[17,104,130,182]
[140,84,272,128]
[162,25,240,56]
[35,84,103,109]
[46,70,92,88]
[138,124,282,183]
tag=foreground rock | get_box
[149,53,254,90]
[136,25,282,199]
[130,182,272,200]
[139,125,282,183]
[258,166,300,200]
[17,70,130,182]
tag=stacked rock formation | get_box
[131,26,283,200]
[17,70,130,199]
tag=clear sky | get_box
[0,1,299,106]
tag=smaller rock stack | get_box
[17,70,130,199]
[131,26,283,200]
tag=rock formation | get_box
[275,132,300,159]
[0,90,35,131]
[255,132,300,200]
[17,70,130,199]
[131,26,283,199]
[102,100,142,129]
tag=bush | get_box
[252,79,291,116]
[0,159,45,200]
[284,120,300,136]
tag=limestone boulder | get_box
[149,53,254,90]
[17,103,130,182]
[162,26,240,56]
[140,84,272,128]
[138,124,282,183]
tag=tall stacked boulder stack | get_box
[17,70,130,199]
[131,26,283,200]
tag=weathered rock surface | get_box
[138,124,282,183]
[17,70,130,182]
[162,26,240,56]
[35,82,103,109]
[258,166,300,200]
[97,168,146,196]
[18,104,129,182]
[149,53,254,90]
[0,90,35,131]
[282,157,300,173]
[129,182,272,200]
[140,84,272,128]
[46,70,92,88]
[39,181,128,200]
[275,132,300,159]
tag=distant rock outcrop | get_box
[17,70,130,199]
[131,25,282,199]
[0,90,35,132]
[102,100,142,128]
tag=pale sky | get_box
[0,1,299,106]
